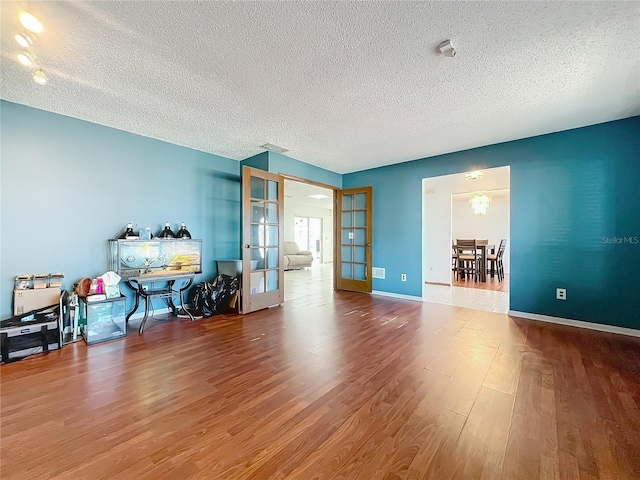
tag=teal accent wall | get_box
[240,152,269,171]
[240,151,342,188]
[0,101,241,318]
[344,117,640,330]
[267,152,342,188]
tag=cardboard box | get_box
[13,288,60,316]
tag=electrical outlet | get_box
[556,288,566,300]
[401,274,407,282]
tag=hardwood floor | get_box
[452,272,509,292]
[2,291,639,479]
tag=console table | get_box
[124,273,195,334]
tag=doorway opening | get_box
[422,166,510,313]
[283,179,335,301]
[294,216,323,264]
[451,188,510,293]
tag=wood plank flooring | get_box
[1,291,639,479]
[452,272,509,292]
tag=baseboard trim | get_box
[508,310,640,338]
[424,281,450,286]
[371,290,423,302]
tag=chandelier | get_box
[470,192,491,215]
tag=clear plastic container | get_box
[33,274,49,289]
[49,273,64,288]
[14,275,33,290]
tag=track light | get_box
[15,32,36,48]
[15,11,48,85]
[17,51,35,67]
[19,11,43,33]
[33,69,47,85]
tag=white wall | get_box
[284,200,334,263]
[452,193,510,273]
[422,166,510,285]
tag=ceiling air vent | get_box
[260,143,289,154]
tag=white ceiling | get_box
[284,179,334,211]
[1,1,638,174]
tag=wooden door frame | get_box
[279,173,339,291]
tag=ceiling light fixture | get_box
[17,51,35,67]
[33,69,47,85]
[465,170,483,181]
[14,11,49,85]
[19,11,43,33]
[307,194,330,199]
[15,32,36,48]
[470,192,491,215]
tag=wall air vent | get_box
[372,267,386,279]
[260,143,289,154]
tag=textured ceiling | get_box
[1,1,638,174]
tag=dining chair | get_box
[487,239,507,281]
[451,242,458,272]
[455,239,480,281]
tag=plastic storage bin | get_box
[79,296,127,345]
[217,260,258,277]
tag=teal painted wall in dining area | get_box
[344,117,640,330]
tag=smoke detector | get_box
[437,40,457,58]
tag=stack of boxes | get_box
[13,273,64,315]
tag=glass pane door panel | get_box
[251,248,265,269]
[242,166,284,314]
[266,270,278,291]
[251,225,264,246]
[342,263,353,279]
[266,248,279,268]
[336,186,372,293]
[250,271,265,294]
[342,229,353,244]
[267,180,278,200]
[266,203,278,223]
[266,225,278,246]
[250,177,265,199]
[251,201,265,223]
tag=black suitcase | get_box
[1,304,61,363]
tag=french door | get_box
[241,166,284,313]
[336,187,372,293]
